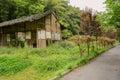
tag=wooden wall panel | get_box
[0,28,2,45]
[3,26,14,33]
[56,22,61,33]
[26,21,37,31]
[37,39,46,48]
[36,18,45,28]
[17,26,25,32]
[50,14,61,40]
[3,23,26,34]
[45,15,51,32]
[46,25,51,32]
[51,14,57,33]
[25,31,37,48]
[0,28,2,33]
[26,39,34,48]
[51,14,55,40]
[0,13,61,47]
[0,33,2,46]
[3,34,7,46]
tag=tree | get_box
[0,0,80,37]
[97,0,120,27]
[105,0,120,27]
[44,0,80,35]
[97,0,120,41]
[80,8,102,40]
[0,0,44,22]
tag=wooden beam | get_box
[1,28,4,46]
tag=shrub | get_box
[29,48,47,57]
[0,56,31,75]
[59,41,76,48]
[34,57,72,72]
[0,47,16,54]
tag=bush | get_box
[0,47,16,54]
[59,41,76,48]
[0,39,112,80]
[0,56,31,75]
[34,58,70,72]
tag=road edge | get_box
[51,45,117,80]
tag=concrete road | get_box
[60,45,120,80]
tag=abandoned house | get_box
[0,10,61,48]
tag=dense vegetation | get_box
[0,0,80,36]
[0,0,119,80]
[0,0,118,40]
[97,0,120,41]
[0,38,114,80]
[0,56,31,75]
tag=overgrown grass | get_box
[0,41,111,80]
[0,56,31,75]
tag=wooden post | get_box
[1,28,3,46]
[50,14,53,44]
[36,28,38,48]
[0,28,1,46]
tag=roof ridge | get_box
[0,10,55,27]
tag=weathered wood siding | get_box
[37,29,46,48]
[36,17,46,48]
[37,39,46,48]
[0,12,61,48]
[25,31,37,48]
[25,21,38,48]
[45,14,59,41]
[2,34,7,46]
[51,14,61,40]
[45,14,51,42]
[0,28,2,46]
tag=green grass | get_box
[0,56,31,75]
[0,41,110,80]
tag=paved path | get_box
[60,45,120,80]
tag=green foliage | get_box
[105,0,120,27]
[69,35,115,56]
[0,47,16,54]
[0,56,31,75]
[44,0,80,34]
[34,57,71,72]
[0,0,44,21]
[97,0,120,27]
[62,29,72,39]
[117,28,120,42]
[80,8,101,36]
[96,0,119,41]
[59,40,76,48]
[0,40,113,80]
[0,0,80,35]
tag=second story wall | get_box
[45,14,61,41]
